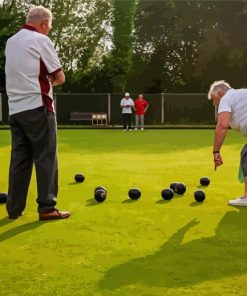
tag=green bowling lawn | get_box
[0,129,247,296]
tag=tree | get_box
[110,0,138,93]
[2,0,247,94]
[129,0,214,92]
[194,1,247,90]
[0,0,25,92]
[129,0,247,92]
[0,0,113,91]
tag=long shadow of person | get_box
[0,220,47,243]
[99,208,247,290]
[0,216,15,228]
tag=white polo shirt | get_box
[120,98,134,114]
[5,24,62,115]
[218,88,247,136]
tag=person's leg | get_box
[241,144,247,197]
[123,114,127,130]
[244,177,247,197]
[140,114,144,129]
[229,144,247,206]
[135,115,139,129]
[25,108,58,214]
[128,114,132,130]
[7,116,33,218]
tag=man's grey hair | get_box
[26,6,52,24]
[208,80,231,100]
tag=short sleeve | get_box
[40,37,62,74]
[218,98,231,114]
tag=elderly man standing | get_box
[208,80,247,206]
[120,92,135,131]
[5,6,71,220]
[134,94,149,131]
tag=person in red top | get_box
[134,94,149,130]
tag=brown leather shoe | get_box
[39,209,71,221]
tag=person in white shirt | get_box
[120,92,135,131]
[5,6,70,220]
[208,80,247,206]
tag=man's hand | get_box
[47,74,54,84]
[214,152,223,170]
[47,70,65,86]
[213,111,231,171]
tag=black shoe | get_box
[8,213,23,219]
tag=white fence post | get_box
[0,93,2,123]
[108,93,111,124]
[161,92,165,124]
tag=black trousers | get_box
[7,106,58,215]
[123,113,132,129]
[241,144,247,177]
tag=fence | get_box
[0,92,215,125]
[0,94,2,123]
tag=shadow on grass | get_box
[0,216,14,228]
[0,220,46,243]
[189,201,204,207]
[155,199,172,204]
[197,185,208,189]
[173,193,184,198]
[99,208,247,290]
[122,199,139,204]
[85,198,103,207]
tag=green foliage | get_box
[130,0,247,92]
[0,1,25,91]
[130,1,215,92]
[0,0,112,91]
[2,1,247,93]
[111,0,138,92]
[194,1,247,90]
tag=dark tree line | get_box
[1,0,247,94]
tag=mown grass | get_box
[0,129,247,296]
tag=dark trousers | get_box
[241,144,247,177]
[123,113,132,130]
[7,106,58,215]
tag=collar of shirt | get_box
[22,24,38,32]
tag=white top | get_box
[5,25,62,115]
[120,98,134,114]
[218,88,247,136]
